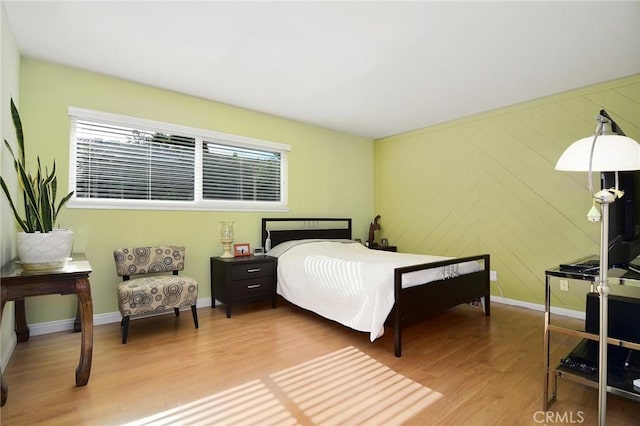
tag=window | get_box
[68,108,290,211]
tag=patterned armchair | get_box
[113,245,199,344]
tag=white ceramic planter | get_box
[17,229,74,270]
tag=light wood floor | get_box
[1,300,639,425]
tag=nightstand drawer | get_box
[229,277,275,298]
[230,261,274,280]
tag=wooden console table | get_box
[0,253,93,406]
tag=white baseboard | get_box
[491,296,585,320]
[14,297,212,338]
[1,333,17,371]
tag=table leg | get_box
[74,302,81,332]
[1,376,6,406]
[74,277,93,387]
[543,274,553,410]
[1,290,7,406]
[14,299,30,342]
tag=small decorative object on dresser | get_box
[219,221,234,258]
[367,215,381,247]
[233,243,251,257]
[210,255,278,317]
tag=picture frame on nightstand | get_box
[233,243,251,257]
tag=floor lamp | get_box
[555,114,640,426]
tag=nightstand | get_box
[210,255,277,318]
[368,244,397,252]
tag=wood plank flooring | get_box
[1,300,638,425]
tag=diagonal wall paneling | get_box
[375,74,640,309]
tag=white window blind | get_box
[203,141,281,202]
[75,120,196,201]
[68,108,290,211]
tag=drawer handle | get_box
[247,284,261,289]
[247,268,261,273]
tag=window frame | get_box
[67,107,290,212]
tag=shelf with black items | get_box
[544,264,640,411]
[556,336,640,399]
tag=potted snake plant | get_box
[1,98,74,270]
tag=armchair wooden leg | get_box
[174,307,180,317]
[191,305,199,329]
[122,316,130,344]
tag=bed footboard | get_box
[389,254,490,357]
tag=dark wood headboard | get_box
[261,218,352,249]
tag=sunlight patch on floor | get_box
[271,346,442,425]
[122,346,441,426]
[122,379,297,426]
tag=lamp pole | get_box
[594,189,615,426]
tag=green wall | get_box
[14,58,374,324]
[374,74,640,310]
[1,4,21,363]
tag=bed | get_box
[262,217,490,357]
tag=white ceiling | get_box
[4,1,640,139]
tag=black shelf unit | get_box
[544,262,640,411]
[558,338,640,397]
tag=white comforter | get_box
[268,240,481,342]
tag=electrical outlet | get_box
[560,280,569,292]
[490,270,497,281]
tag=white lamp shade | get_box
[555,134,640,172]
